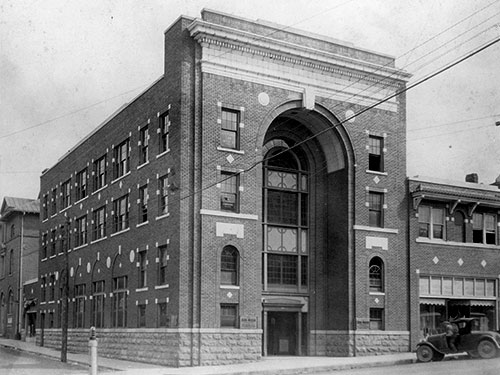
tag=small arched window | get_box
[7,290,14,314]
[369,257,384,293]
[10,225,15,239]
[221,246,239,286]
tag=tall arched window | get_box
[7,290,14,315]
[10,225,15,239]
[263,146,308,292]
[369,257,384,293]
[221,246,239,286]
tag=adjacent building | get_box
[409,175,500,349]
[38,9,412,366]
[0,197,40,340]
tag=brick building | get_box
[408,175,500,349]
[38,9,411,366]
[0,197,40,340]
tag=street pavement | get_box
[0,337,422,375]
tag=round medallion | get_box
[345,109,356,123]
[258,92,270,106]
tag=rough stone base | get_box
[36,328,262,367]
[310,330,409,357]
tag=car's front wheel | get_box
[416,345,434,363]
[477,339,497,359]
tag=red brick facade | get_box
[37,10,412,366]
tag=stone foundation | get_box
[310,330,409,357]
[37,328,262,367]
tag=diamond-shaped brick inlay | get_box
[458,258,464,266]
[433,256,439,264]
[227,292,233,298]
[481,260,487,268]
[226,154,234,164]
[374,298,380,304]
[373,176,380,184]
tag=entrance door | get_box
[267,312,297,355]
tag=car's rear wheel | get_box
[468,350,480,358]
[416,345,434,362]
[477,339,497,359]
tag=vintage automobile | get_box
[416,317,500,362]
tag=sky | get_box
[1,0,499,200]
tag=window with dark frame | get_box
[93,155,106,191]
[369,257,384,292]
[51,188,57,215]
[49,274,55,301]
[159,174,168,215]
[473,213,497,245]
[418,205,445,240]
[220,108,240,150]
[158,245,168,285]
[221,246,238,286]
[159,112,170,154]
[369,308,384,330]
[138,250,147,288]
[113,139,130,179]
[112,276,127,328]
[8,250,14,275]
[139,184,148,224]
[368,191,383,227]
[220,171,239,212]
[368,135,383,172]
[92,280,105,328]
[113,195,129,233]
[75,215,87,247]
[220,304,238,328]
[42,194,48,220]
[61,179,71,209]
[59,225,68,253]
[41,233,48,259]
[50,229,56,257]
[75,168,88,201]
[137,304,146,327]
[92,206,106,241]
[74,284,86,328]
[158,302,168,327]
[40,276,46,302]
[139,125,149,164]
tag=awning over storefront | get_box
[420,298,446,306]
[470,300,496,307]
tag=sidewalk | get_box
[0,337,417,375]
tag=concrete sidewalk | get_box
[0,337,417,375]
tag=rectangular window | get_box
[139,125,149,164]
[61,179,71,209]
[158,302,168,327]
[49,274,55,301]
[158,245,168,285]
[137,304,146,327]
[41,233,47,259]
[220,171,239,212]
[268,254,298,286]
[75,168,88,201]
[220,108,240,150]
[40,276,46,302]
[473,213,497,245]
[50,229,57,257]
[114,139,130,179]
[158,175,168,215]
[220,304,238,327]
[59,225,68,253]
[267,190,298,225]
[368,135,383,172]
[138,250,147,288]
[74,284,86,328]
[75,215,87,247]
[113,195,129,233]
[159,112,170,153]
[92,281,105,328]
[368,191,383,227]
[139,185,148,224]
[51,188,57,215]
[42,194,49,220]
[93,155,106,191]
[370,308,384,330]
[418,205,445,240]
[92,206,106,241]
[112,276,127,328]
